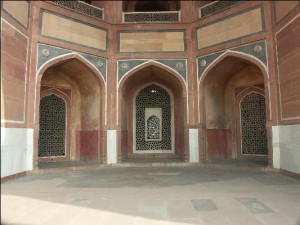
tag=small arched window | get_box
[147,115,160,139]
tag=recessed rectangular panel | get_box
[275,1,299,23]
[277,17,300,119]
[119,30,185,53]
[2,1,29,28]
[1,20,28,123]
[197,7,263,49]
[40,11,107,51]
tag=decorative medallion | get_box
[97,60,104,68]
[120,62,129,71]
[176,62,184,71]
[253,45,262,54]
[41,49,50,57]
[200,59,207,67]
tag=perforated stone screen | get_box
[200,1,244,18]
[124,12,180,23]
[135,85,172,151]
[240,92,267,155]
[38,94,66,157]
[50,0,104,20]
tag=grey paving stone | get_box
[2,166,300,225]
[236,197,275,214]
[191,199,218,211]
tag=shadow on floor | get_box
[37,158,268,173]
[206,158,268,167]
[38,160,100,169]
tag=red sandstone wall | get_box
[206,129,231,160]
[3,1,299,171]
[1,1,34,179]
[77,131,99,161]
[1,19,28,123]
[273,3,300,174]
[276,16,300,121]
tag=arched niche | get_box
[119,65,186,161]
[35,56,105,164]
[199,55,269,163]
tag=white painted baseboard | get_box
[272,124,300,174]
[1,128,34,178]
[189,129,199,163]
[107,130,117,164]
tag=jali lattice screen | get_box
[38,94,66,157]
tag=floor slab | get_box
[2,166,300,225]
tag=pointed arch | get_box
[38,91,70,161]
[119,60,187,91]
[34,52,106,123]
[133,82,175,153]
[199,50,270,124]
[33,52,106,165]
[198,50,271,163]
[199,50,268,85]
[37,53,105,86]
[118,63,187,161]
[237,90,267,157]
[118,61,187,126]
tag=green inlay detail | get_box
[37,44,107,81]
[197,40,267,80]
[118,60,148,81]
[118,59,187,83]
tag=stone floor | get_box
[2,166,300,225]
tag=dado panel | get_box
[1,128,33,178]
[197,6,264,50]
[272,124,300,174]
[118,30,186,53]
[40,10,107,51]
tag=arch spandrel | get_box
[37,44,107,82]
[118,59,187,85]
[197,40,268,81]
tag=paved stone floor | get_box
[1,166,300,225]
